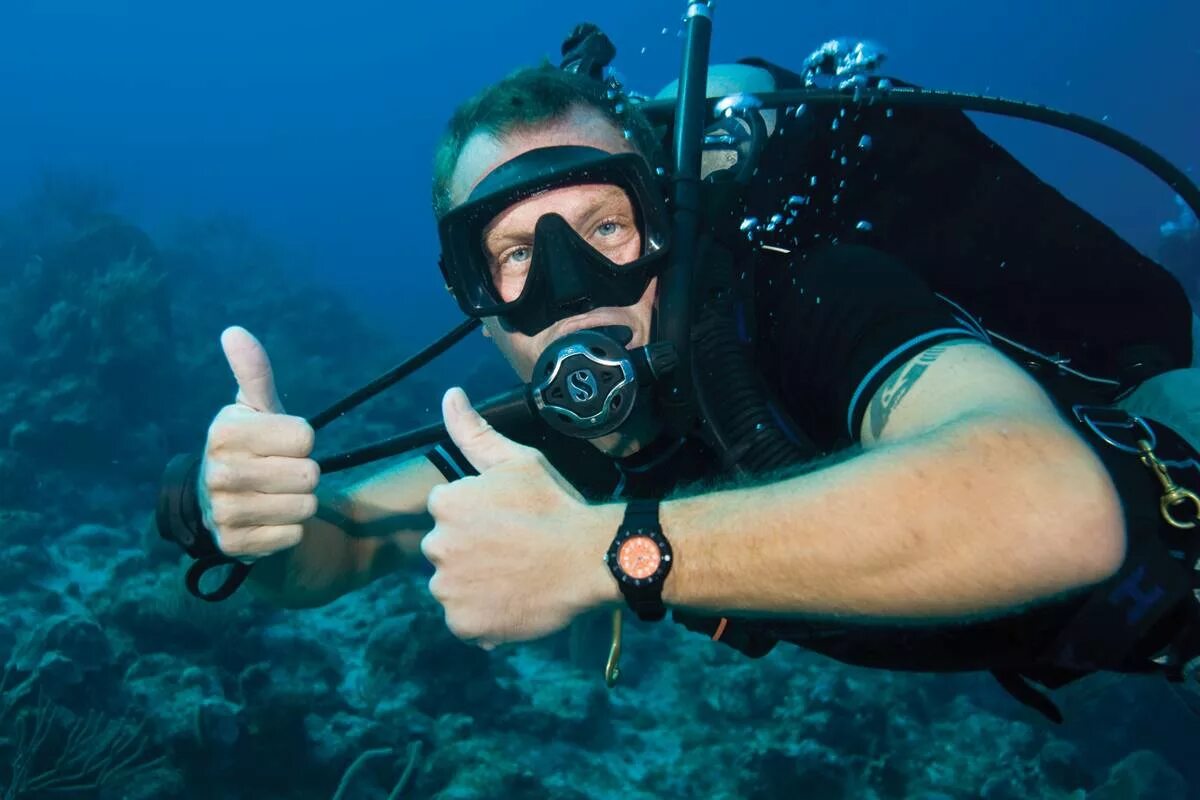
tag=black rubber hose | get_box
[307,317,480,431]
[690,296,821,476]
[638,86,1200,221]
[317,384,537,474]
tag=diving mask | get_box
[438,146,671,337]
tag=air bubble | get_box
[810,176,818,187]
[855,220,873,231]
[770,213,784,225]
[858,134,873,150]
[878,78,894,92]
[831,118,840,131]
[787,195,807,208]
[840,156,848,165]
[655,166,666,176]
[832,194,841,204]
[886,108,894,118]
[740,217,759,232]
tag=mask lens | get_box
[437,147,672,334]
[480,183,643,303]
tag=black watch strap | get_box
[623,498,660,531]
[608,498,672,622]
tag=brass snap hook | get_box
[604,609,623,688]
[1137,440,1200,530]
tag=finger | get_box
[221,326,285,414]
[216,523,304,561]
[208,493,318,529]
[210,408,315,458]
[442,387,529,473]
[205,455,320,494]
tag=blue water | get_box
[1,1,1199,798]
[1,0,1195,341]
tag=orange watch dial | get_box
[617,535,662,580]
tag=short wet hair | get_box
[431,64,663,220]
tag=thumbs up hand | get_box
[198,327,321,562]
[422,388,622,647]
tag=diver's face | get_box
[448,106,658,381]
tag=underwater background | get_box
[0,0,1198,798]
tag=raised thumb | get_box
[221,326,285,414]
[442,387,526,473]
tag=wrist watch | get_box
[605,499,673,621]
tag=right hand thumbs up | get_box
[223,325,285,414]
[198,327,320,562]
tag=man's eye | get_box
[503,246,532,266]
[596,221,620,237]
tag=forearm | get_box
[244,497,411,609]
[658,413,1125,622]
[247,458,441,609]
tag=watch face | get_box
[617,535,662,580]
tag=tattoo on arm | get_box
[867,345,950,440]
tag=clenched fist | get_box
[198,326,320,562]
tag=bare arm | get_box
[641,341,1126,622]
[247,456,447,608]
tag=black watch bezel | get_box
[605,500,673,622]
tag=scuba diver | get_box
[157,12,1200,722]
